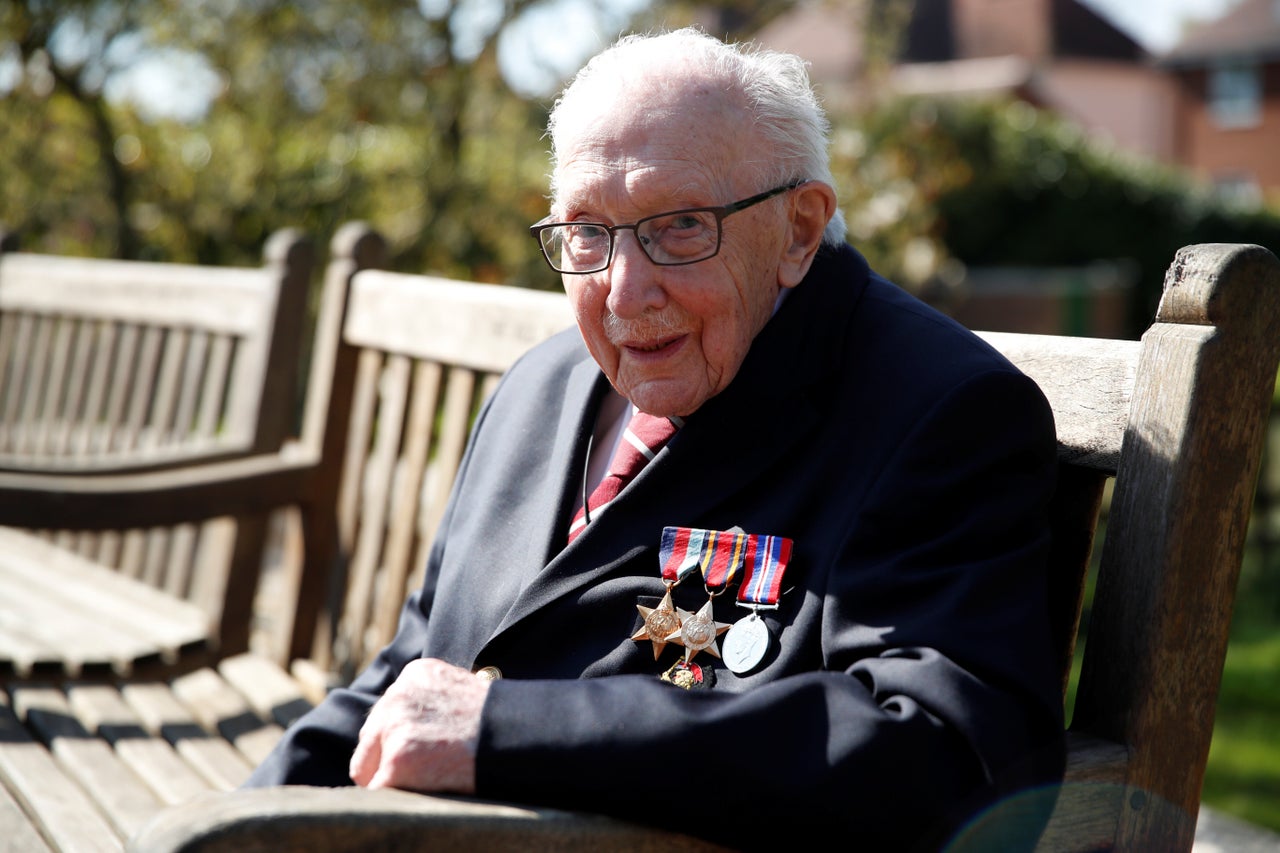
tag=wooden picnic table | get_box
[0,528,210,680]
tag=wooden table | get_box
[0,528,209,679]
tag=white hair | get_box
[547,27,846,246]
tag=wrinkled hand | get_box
[350,658,490,794]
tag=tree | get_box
[0,0,155,257]
[0,0,640,286]
[831,96,1280,335]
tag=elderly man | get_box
[248,28,1064,850]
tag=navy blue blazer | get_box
[248,244,1064,850]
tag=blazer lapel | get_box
[524,356,613,569]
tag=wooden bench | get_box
[6,228,1278,852]
[0,222,573,850]
[0,229,313,678]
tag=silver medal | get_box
[723,612,771,674]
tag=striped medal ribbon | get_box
[632,526,707,659]
[668,527,746,665]
[723,534,793,675]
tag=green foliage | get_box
[833,97,1280,336]
[0,0,581,288]
[1201,586,1280,833]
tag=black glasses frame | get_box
[530,179,807,274]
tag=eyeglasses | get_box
[530,180,806,274]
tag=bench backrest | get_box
[291,225,1280,852]
[286,224,575,684]
[0,232,311,473]
[0,231,314,661]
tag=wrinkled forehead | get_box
[551,69,760,205]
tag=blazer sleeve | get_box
[473,367,1064,851]
[241,383,498,788]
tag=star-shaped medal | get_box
[664,598,730,663]
[631,587,684,659]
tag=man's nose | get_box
[605,231,667,318]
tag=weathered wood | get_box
[66,684,214,807]
[0,228,310,472]
[128,787,729,853]
[168,669,284,767]
[11,685,164,840]
[343,271,575,372]
[339,351,408,676]
[215,654,311,730]
[0,453,315,531]
[0,233,322,851]
[0,779,53,853]
[976,332,1138,470]
[0,229,315,684]
[0,691,123,852]
[0,529,208,677]
[370,359,442,655]
[286,223,389,670]
[1073,244,1280,851]
[120,683,254,791]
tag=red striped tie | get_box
[568,412,679,543]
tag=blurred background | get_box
[2,0,1279,834]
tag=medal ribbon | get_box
[699,528,746,590]
[659,526,707,584]
[737,534,793,606]
[660,526,747,589]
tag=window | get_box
[1213,173,1263,209]
[1208,61,1262,129]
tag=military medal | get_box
[664,528,745,663]
[674,598,731,662]
[722,533,793,675]
[630,527,705,658]
[631,587,682,659]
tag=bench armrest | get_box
[128,787,728,853]
[0,449,319,529]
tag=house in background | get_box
[754,0,1179,162]
[1161,0,1280,202]
[751,0,1279,203]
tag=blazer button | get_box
[474,665,503,681]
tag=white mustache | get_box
[603,310,686,345]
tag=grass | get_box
[1200,595,1280,832]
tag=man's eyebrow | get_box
[554,178,723,221]
[551,191,599,219]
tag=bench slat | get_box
[216,654,313,729]
[0,692,124,852]
[0,530,208,675]
[372,359,442,654]
[0,256,278,334]
[173,331,209,441]
[0,780,53,853]
[11,685,164,840]
[120,682,254,791]
[977,331,1138,471]
[343,271,575,372]
[66,684,214,808]
[169,669,285,767]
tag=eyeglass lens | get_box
[541,209,722,273]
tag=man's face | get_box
[554,82,793,418]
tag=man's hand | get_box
[349,658,491,794]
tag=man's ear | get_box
[777,181,837,288]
